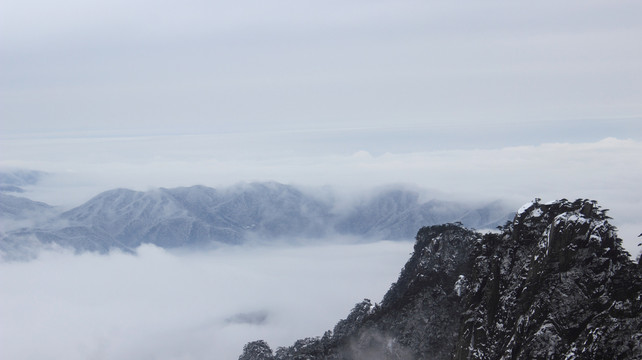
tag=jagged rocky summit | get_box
[239,199,642,360]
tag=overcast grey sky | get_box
[1,0,641,135]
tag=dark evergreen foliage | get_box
[241,199,642,359]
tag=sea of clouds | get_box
[0,240,414,360]
[2,129,641,359]
[3,132,641,255]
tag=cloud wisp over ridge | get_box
[2,134,641,255]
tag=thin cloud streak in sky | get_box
[4,136,639,202]
[0,241,414,360]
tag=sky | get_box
[1,0,640,203]
[1,2,642,358]
[1,0,641,136]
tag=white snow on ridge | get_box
[517,201,534,215]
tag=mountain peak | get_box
[240,199,641,359]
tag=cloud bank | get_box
[2,135,641,255]
[0,241,413,360]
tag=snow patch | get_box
[517,201,534,215]
[530,208,543,217]
[454,275,467,297]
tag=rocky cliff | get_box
[239,199,642,359]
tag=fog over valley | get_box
[2,133,641,257]
[0,241,414,360]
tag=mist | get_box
[3,134,641,256]
[0,240,414,360]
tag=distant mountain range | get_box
[0,182,513,259]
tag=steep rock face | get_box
[239,199,642,360]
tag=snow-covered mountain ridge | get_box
[0,183,513,258]
[240,199,642,359]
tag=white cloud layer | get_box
[2,134,641,255]
[0,241,414,360]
